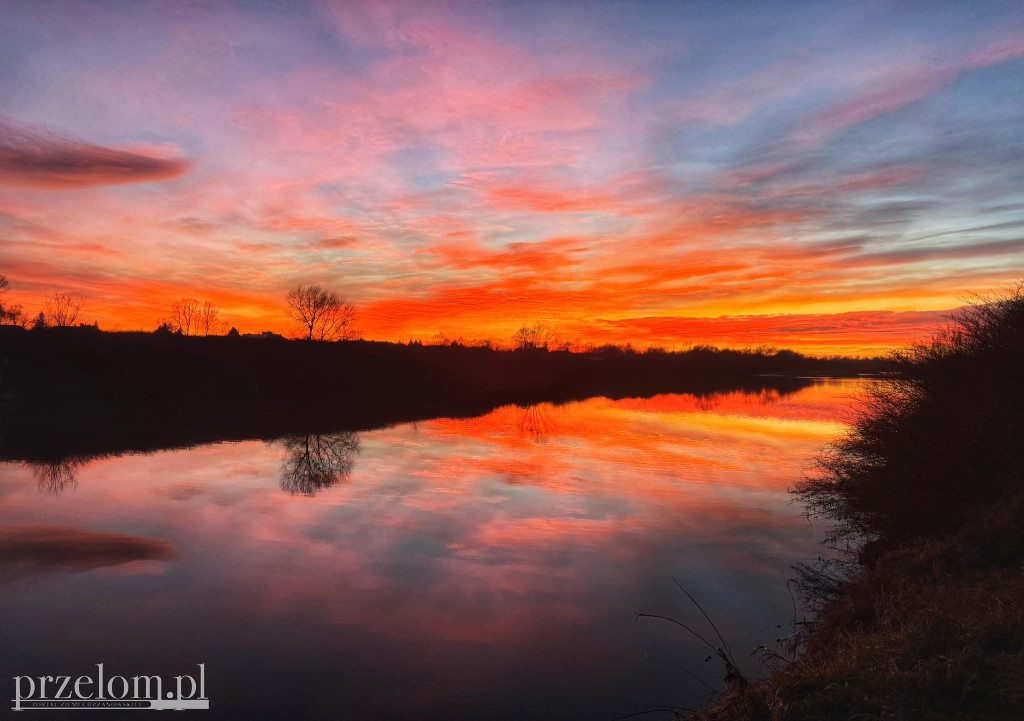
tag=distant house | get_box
[241,331,286,340]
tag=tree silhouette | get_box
[0,274,27,327]
[512,321,557,350]
[197,300,222,336]
[285,284,357,341]
[44,292,85,327]
[167,297,202,335]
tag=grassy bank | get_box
[692,287,1024,721]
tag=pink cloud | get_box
[794,29,1024,147]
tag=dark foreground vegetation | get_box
[692,287,1024,720]
[0,327,877,463]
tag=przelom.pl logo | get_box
[12,664,207,710]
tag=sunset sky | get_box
[1,0,1022,354]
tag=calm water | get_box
[0,380,864,720]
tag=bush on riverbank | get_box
[799,284,1024,546]
[691,285,1024,720]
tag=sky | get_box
[0,0,1022,355]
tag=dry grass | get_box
[691,497,1024,721]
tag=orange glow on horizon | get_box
[1,4,1021,356]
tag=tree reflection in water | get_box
[519,404,554,440]
[279,432,360,496]
[30,459,81,495]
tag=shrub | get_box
[796,283,1024,546]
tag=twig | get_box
[635,613,717,654]
[673,661,719,696]
[672,578,739,667]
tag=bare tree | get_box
[0,304,27,327]
[168,297,202,336]
[286,284,357,341]
[197,300,222,336]
[512,321,558,350]
[0,273,26,327]
[44,292,86,327]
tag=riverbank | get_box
[692,287,1024,720]
[694,498,1024,720]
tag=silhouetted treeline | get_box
[0,326,881,462]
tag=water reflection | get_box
[518,404,554,439]
[278,432,360,496]
[30,459,81,494]
[0,525,175,580]
[0,380,864,720]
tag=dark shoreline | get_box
[691,290,1024,721]
[0,326,880,463]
